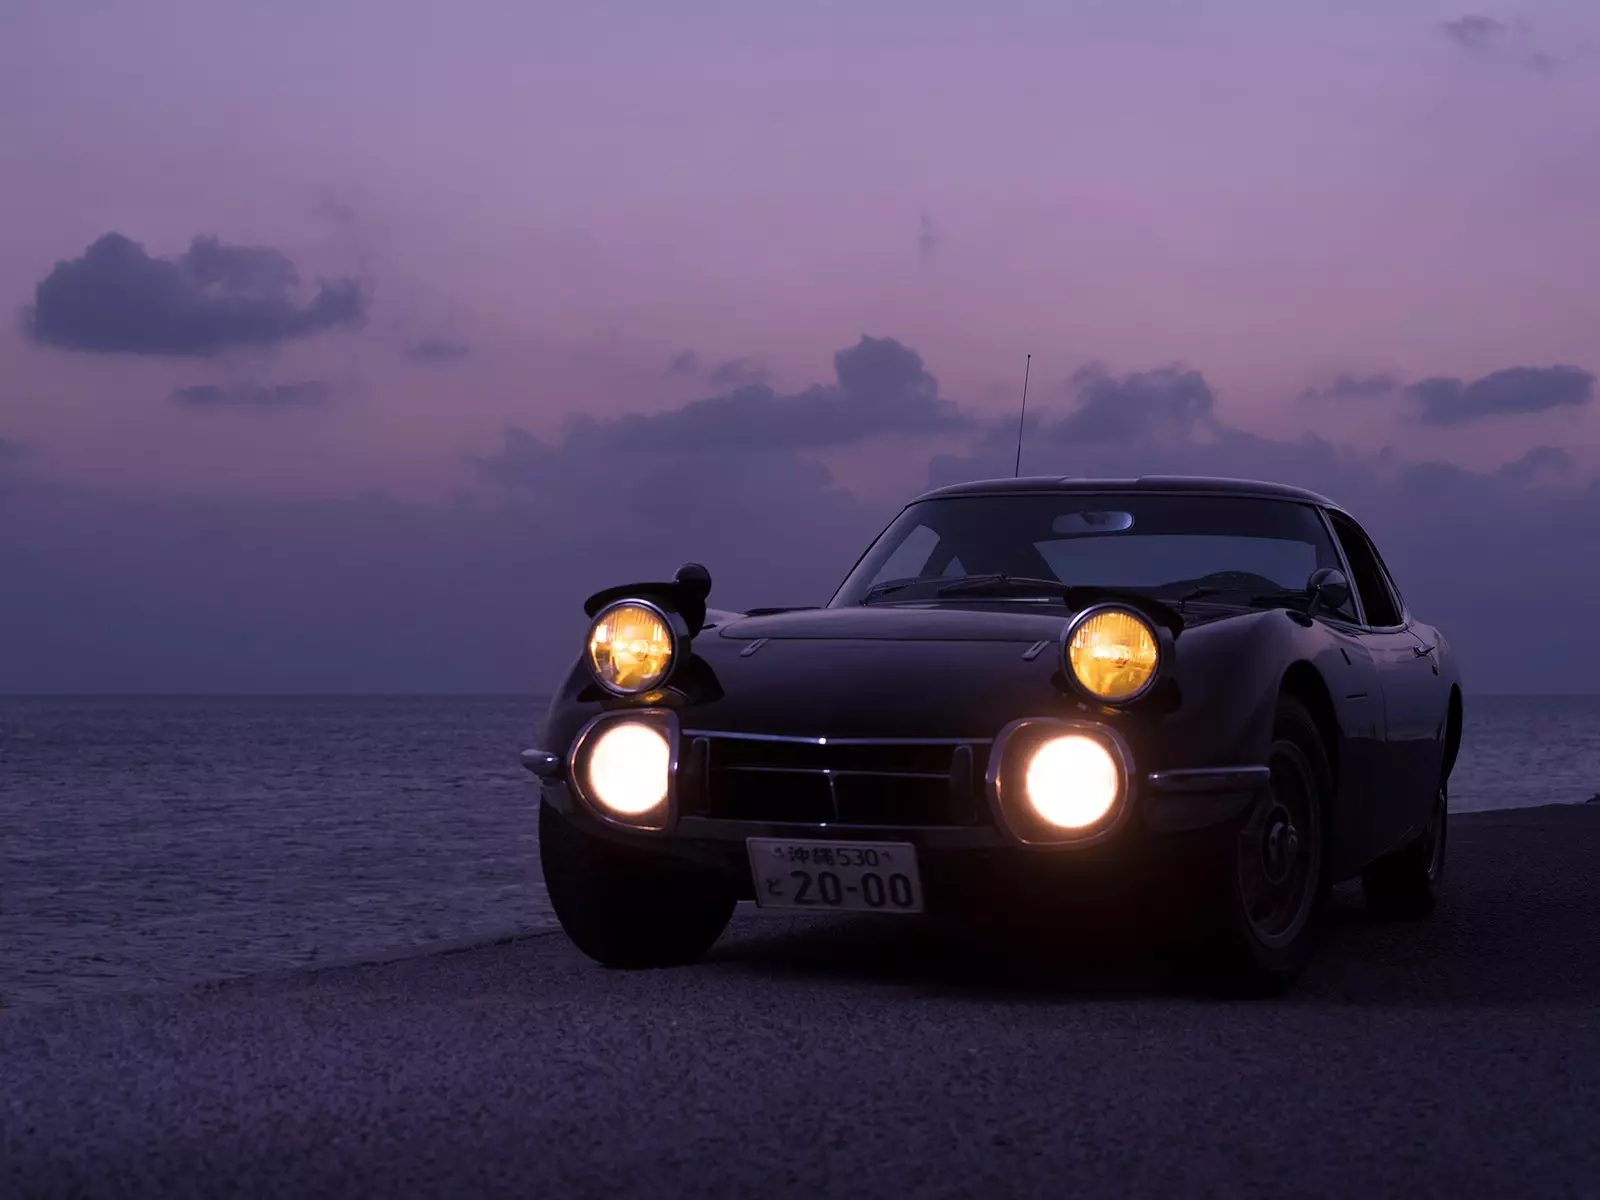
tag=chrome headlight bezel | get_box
[984,717,1135,847]
[1060,602,1166,706]
[567,708,681,832]
[585,597,687,697]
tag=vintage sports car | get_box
[523,476,1462,992]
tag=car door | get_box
[1325,510,1444,854]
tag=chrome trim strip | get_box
[1145,765,1270,794]
[722,765,951,780]
[681,729,994,746]
[673,816,1008,847]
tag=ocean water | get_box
[2,694,1596,1007]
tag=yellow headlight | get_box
[1023,734,1120,829]
[1067,608,1159,701]
[587,602,676,694]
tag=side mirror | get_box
[674,562,712,600]
[1305,567,1351,618]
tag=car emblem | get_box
[740,638,769,657]
[1021,639,1050,661]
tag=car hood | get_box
[675,604,1079,739]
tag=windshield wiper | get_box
[859,577,923,605]
[1172,586,1312,612]
[935,574,1074,599]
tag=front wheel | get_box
[1177,694,1331,996]
[539,801,736,968]
[1361,781,1447,919]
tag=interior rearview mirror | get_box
[1051,510,1135,534]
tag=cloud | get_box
[1440,15,1507,52]
[4,338,1600,694]
[22,232,368,357]
[1301,365,1593,426]
[1438,14,1559,73]
[170,381,329,408]
[478,335,973,481]
[663,349,769,388]
[917,210,939,261]
[1407,365,1593,425]
[1495,444,1572,483]
[1046,365,1221,445]
[706,357,769,388]
[664,349,701,378]
[404,337,471,363]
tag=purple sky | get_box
[2,1,1598,692]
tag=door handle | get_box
[1412,642,1435,658]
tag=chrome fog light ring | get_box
[567,707,681,832]
[984,717,1136,847]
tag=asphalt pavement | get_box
[4,804,1598,1199]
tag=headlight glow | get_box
[1067,608,1159,701]
[1024,734,1120,829]
[585,721,671,817]
[587,601,676,694]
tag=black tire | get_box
[1177,693,1332,997]
[1361,779,1447,919]
[539,800,736,968]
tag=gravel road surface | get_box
[4,805,1598,1199]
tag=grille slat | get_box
[683,733,992,828]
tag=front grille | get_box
[677,732,993,827]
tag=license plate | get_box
[745,838,924,914]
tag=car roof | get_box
[910,474,1341,509]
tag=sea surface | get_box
[2,694,1597,1007]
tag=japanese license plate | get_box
[745,838,924,914]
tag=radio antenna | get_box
[1012,353,1032,478]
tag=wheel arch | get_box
[1278,657,1355,879]
[1442,685,1463,783]
[1279,659,1342,792]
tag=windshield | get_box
[829,491,1351,613]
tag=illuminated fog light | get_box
[585,722,670,817]
[1024,734,1120,829]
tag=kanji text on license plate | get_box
[745,839,924,914]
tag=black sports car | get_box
[523,475,1462,992]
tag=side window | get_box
[1327,513,1402,628]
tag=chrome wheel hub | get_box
[1261,804,1299,886]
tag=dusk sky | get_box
[2,0,1598,693]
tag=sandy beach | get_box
[3,802,1597,1198]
